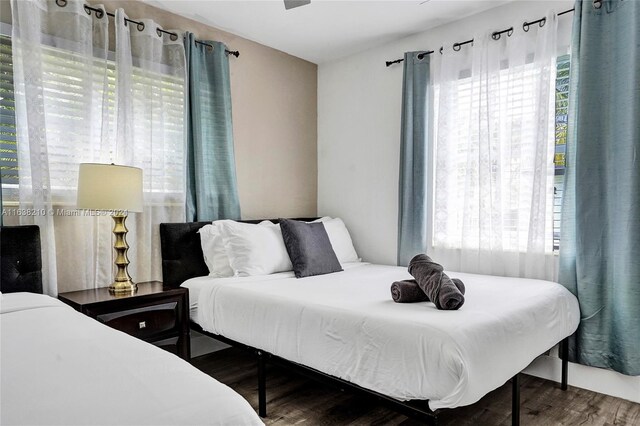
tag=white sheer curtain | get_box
[113,10,186,284]
[10,0,186,294]
[430,12,559,281]
[10,0,110,295]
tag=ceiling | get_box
[142,0,512,64]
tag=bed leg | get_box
[257,351,267,417]
[560,337,569,391]
[511,373,520,426]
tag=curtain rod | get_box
[54,0,240,58]
[384,4,588,67]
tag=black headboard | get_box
[159,218,319,288]
[1,225,43,294]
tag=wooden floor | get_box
[191,348,640,425]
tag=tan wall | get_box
[0,0,318,219]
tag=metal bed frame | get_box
[190,322,570,426]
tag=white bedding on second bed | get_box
[0,292,263,426]
[183,263,579,410]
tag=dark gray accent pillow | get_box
[280,219,343,278]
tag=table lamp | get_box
[77,163,143,294]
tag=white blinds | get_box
[0,36,17,186]
[553,55,570,251]
[433,63,556,253]
[130,67,185,197]
[2,36,185,198]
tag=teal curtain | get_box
[185,33,241,222]
[559,0,640,375]
[397,52,430,266]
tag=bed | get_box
[0,225,263,426]
[159,219,580,425]
[0,292,264,425]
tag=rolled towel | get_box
[391,278,465,303]
[391,280,429,303]
[408,254,465,310]
[452,278,465,295]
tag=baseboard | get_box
[524,352,640,404]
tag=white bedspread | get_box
[184,263,580,410]
[0,292,263,426]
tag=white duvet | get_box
[0,292,263,426]
[184,263,580,410]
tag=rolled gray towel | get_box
[391,279,465,303]
[452,278,465,295]
[391,280,429,303]
[408,254,465,310]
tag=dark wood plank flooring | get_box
[190,348,640,425]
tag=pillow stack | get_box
[198,217,360,279]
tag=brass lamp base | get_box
[109,279,138,294]
[109,213,138,295]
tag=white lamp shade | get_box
[77,163,143,213]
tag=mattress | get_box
[0,292,263,426]
[182,263,580,410]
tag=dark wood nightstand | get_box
[58,281,190,360]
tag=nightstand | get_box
[58,281,190,360]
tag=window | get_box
[0,34,185,199]
[432,52,565,256]
[553,55,570,250]
[0,35,17,186]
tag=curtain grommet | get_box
[83,5,105,19]
[55,0,67,7]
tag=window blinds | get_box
[553,55,570,250]
[0,35,185,196]
[0,36,17,186]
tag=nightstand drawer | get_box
[97,302,178,339]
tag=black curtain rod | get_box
[385,49,434,67]
[194,40,240,57]
[55,0,240,58]
[385,6,576,67]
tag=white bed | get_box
[182,262,580,411]
[0,292,263,426]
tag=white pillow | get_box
[219,220,293,276]
[198,222,234,278]
[322,218,360,264]
[313,216,332,223]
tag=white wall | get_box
[318,0,639,404]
